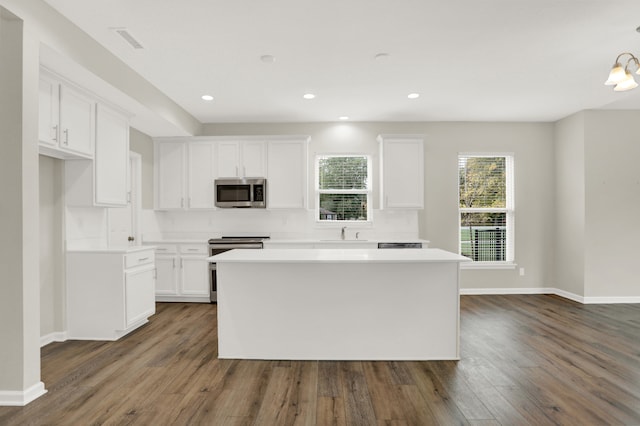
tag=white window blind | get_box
[316,155,371,222]
[458,154,514,262]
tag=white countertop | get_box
[67,245,156,254]
[264,238,429,244]
[209,248,469,263]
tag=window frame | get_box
[314,154,373,225]
[458,153,515,269]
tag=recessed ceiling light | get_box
[260,54,276,63]
[201,95,214,101]
[339,116,350,121]
[303,93,316,99]
[408,93,420,99]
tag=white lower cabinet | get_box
[66,248,156,340]
[155,255,179,295]
[150,243,210,302]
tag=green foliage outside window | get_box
[317,156,369,222]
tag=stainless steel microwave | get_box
[214,178,266,208]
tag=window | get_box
[458,154,514,263]
[316,155,371,222]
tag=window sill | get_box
[460,261,517,270]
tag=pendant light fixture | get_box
[604,52,640,91]
[605,27,640,91]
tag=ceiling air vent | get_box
[111,28,144,50]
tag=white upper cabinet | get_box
[155,140,186,210]
[216,141,240,177]
[59,85,95,157]
[187,141,216,209]
[378,135,424,209]
[38,74,60,148]
[154,136,308,210]
[216,140,266,178]
[267,138,309,209]
[154,139,216,210]
[39,70,95,159]
[65,103,130,207]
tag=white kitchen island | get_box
[210,248,469,361]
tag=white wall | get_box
[0,5,44,403]
[198,121,557,291]
[584,110,640,299]
[554,113,586,297]
[39,156,65,338]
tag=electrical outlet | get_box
[519,267,525,276]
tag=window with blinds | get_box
[316,155,371,222]
[458,154,514,262]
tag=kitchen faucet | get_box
[341,226,347,240]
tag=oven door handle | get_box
[209,244,263,250]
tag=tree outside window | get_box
[316,155,371,222]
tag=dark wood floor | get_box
[1,295,639,425]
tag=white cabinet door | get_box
[187,141,216,209]
[155,256,178,295]
[156,141,186,209]
[242,141,266,177]
[216,140,266,178]
[95,103,129,206]
[217,141,241,177]
[379,136,424,209]
[59,84,95,157]
[125,266,156,328]
[180,257,209,296]
[267,139,308,209]
[38,75,60,147]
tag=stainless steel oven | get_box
[208,236,268,302]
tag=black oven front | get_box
[208,237,268,302]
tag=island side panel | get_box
[217,261,460,360]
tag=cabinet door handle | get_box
[63,129,69,145]
[52,125,58,142]
[138,257,149,262]
[243,166,246,177]
[235,166,239,176]
[187,248,199,251]
[180,258,183,268]
[181,198,184,208]
[188,197,191,208]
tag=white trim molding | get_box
[40,331,69,347]
[460,287,640,304]
[0,382,47,406]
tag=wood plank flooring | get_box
[1,295,639,425]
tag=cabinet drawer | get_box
[125,250,155,269]
[179,244,208,255]
[152,244,178,255]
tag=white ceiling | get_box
[42,0,640,126]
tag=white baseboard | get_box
[0,381,47,406]
[40,331,68,347]
[582,295,640,304]
[460,287,640,304]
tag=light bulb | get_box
[614,71,638,91]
